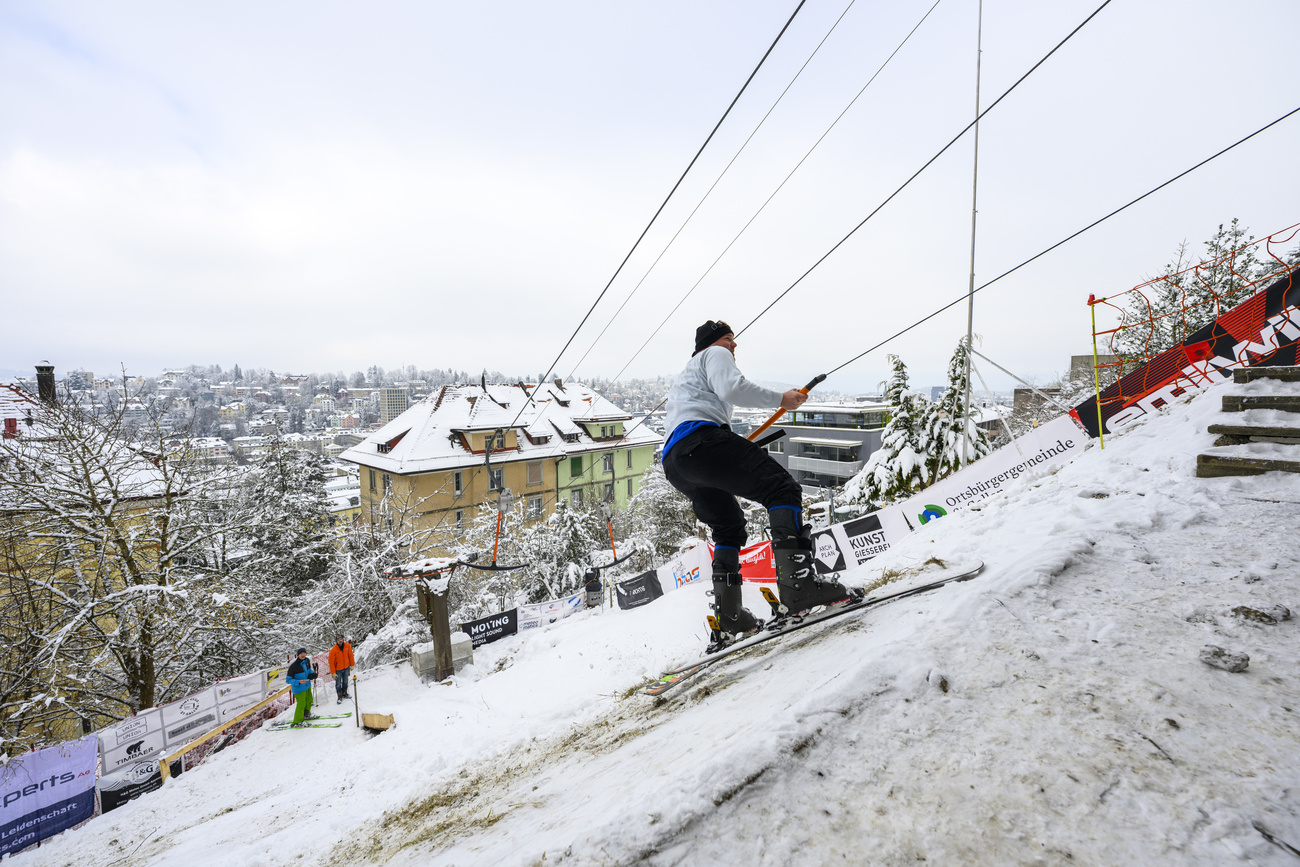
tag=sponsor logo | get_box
[124,740,145,758]
[114,718,148,744]
[1,772,78,810]
[166,713,217,742]
[468,616,512,635]
[814,534,841,569]
[126,761,158,784]
[670,566,700,588]
[177,697,202,716]
[917,504,947,525]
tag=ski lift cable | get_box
[519,0,810,427]
[734,0,1117,340]
[606,105,1299,454]
[820,103,1300,378]
[564,0,866,382]
[604,0,947,384]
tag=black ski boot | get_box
[769,507,859,616]
[708,545,762,650]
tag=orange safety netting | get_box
[1087,222,1300,413]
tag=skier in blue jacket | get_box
[286,648,318,727]
[662,320,858,644]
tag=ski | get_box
[268,711,352,730]
[267,720,343,730]
[644,560,984,697]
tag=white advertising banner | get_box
[654,544,709,593]
[158,686,221,750]
[1,734,98,856]
[897,414,1087,527]
[810,506,913,576]
[517,593,584,631]
[215,672,265,722]
[263,667,286,694]
[99,707,166,773]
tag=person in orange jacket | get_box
[327,634,355,705]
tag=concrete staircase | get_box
[1196,366,1300,478]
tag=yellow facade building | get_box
[342,382,661,554]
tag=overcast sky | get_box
[2,0,1297,394]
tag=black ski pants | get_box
[662,424,802,550]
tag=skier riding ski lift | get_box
[661,319,861,651]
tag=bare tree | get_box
[0,385,282,751]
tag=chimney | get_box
[35,362,56,406]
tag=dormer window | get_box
[377,429,409,454]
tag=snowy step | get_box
[1196,453,1300,477]
[1233,365,1300,383]
[1221,394,1300,413]
[1207,422,1300,445]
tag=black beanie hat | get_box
[296,647,308,655]
[693,320,733,355]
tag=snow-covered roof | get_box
[0,384,57,439]
[340,383,662,474]
[797,400,889,413]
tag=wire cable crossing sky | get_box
[1,1,1297,391]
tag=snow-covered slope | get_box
[22,383,1300,866]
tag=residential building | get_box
[378,387,409,425]
[342,382,661,555]
[762,399,889,492]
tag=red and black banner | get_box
[1074,266,1300,437]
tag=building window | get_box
[602,453,614,473]
[571,489,583,507]
[527,460,542,486]
[489,468,503,491]
[768,441,784,454]
[626,450,633,468]
[627,478,633,497]
[454,471,462,494]
[368,469,376,491]
[491,432,504,450]
[604,483,614,502]
[382,473,391,494]
[528,496,543,518]
[570,456,582,478]
[455,510,464,530]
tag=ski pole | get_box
[352,675,359,728]
[748,374,826,442]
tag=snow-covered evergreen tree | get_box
[922,339,993,486]
[842,355,927,512]
[242,435,332,593]
[623,464,699,569]
[527,500,604,600]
